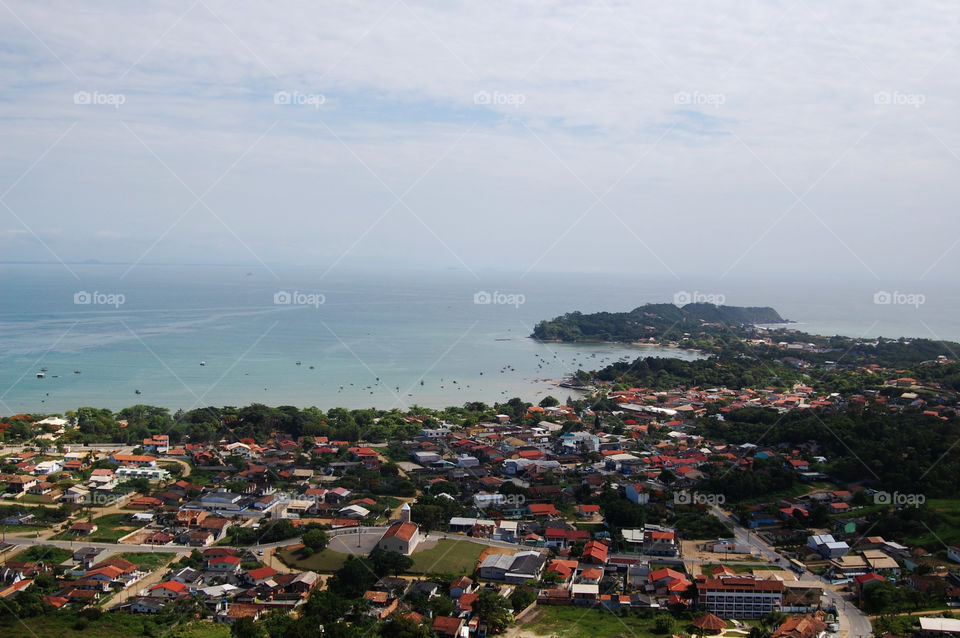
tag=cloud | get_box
[0,1,958,278]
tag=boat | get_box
[135,389,142,395]
[296,361,301,366]
[74,369,81,374]
[200,361,206,366]
[36,372,45,378]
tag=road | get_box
[710,505,872,638]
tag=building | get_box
[919,618,960,637]
[625,483,650,505]
[377,521,420,555]
[696,576,784,619]
[808,534,849,558]
[772,615,827,638]
[116,466,170,482]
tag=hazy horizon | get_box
[2,1,959,283]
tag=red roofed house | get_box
[526,503,559,518]
[432,616,465,638]
[149,580,188,598]
[581,540,609,565]
[377,521,421,555]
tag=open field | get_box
[53,513,141,543]
[11,545,73,564]
[116,551,176,570]
[520,605,665,638]
[408,538,487,575]
[0,611,215,638]
[909,499,960,548]
[163,621,231,638]
[275,546,352,573]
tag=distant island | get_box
[532,302,788,344]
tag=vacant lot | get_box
[408,539,486,575]
[54,513,140,543]
[11,545,73,565]
[276,547,351,573]
[521,605,667,638]
[116,551,176,571]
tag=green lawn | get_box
[0,610,170,638]
[116,551,176,570]
[523,605,666,638]
[54,513,141,543]
[163,621,231,638]
[738,481,831,506]
[11,545,73,565]
[276,547,351,573]
[907,499,960,548]
[408,539,487,575]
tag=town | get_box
[1,360,958,638]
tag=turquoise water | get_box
[1,264,956,414]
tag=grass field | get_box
[523,605,667,638]
[116,551,176,570]
[0,611,158,638]
[276,547,351,572]
[54,513,140,543]
[737,481,831,507]
[408,539,486,575]
[163,621,231,638]
[910,499,960,548]
[11,545,73,565]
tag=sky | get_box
[1,0,959,282]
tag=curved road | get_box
[709,505,872,638]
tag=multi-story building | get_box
[696,576,784,619]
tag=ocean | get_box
[1,264,956,414]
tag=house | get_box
[409,581,439,598]
[243,566,278,586]
[149,580,189,598]
[69,522,98,535]
[433,616,465,638]
[363,590,398,619]
[220,603,264,624]
[571,583,600,605]
[4,475,38,493]
[577,504,601,519]
[526,503,559,518]
[772,615,827,638]
[207,555,242,573]
[128,597,167,614]
[450,576,474,599]
[581,540,609,565]
[505,552,547,583]
[625,483,650,505]
[377,521,420,555]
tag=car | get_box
[257,550,264,556]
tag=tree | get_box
[509,587,536,611]
[369,548,413,576]
[538,396,560,408]
[654,614,674,634]
[303,528,329,552]
[232,616,266,638]
[329,556,378,598]
[379,615,431,638]
[473,590,513,633]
